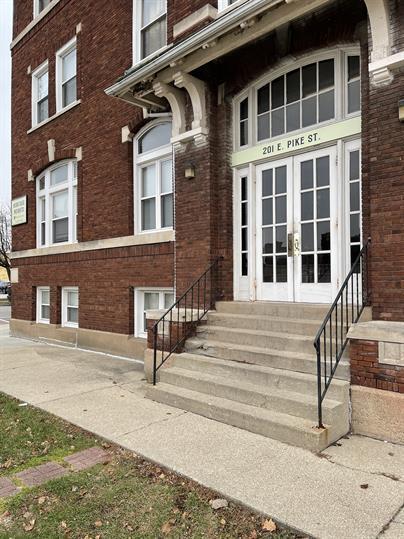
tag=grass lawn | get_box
[0,393,300,538]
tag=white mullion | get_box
[156,158,161,230]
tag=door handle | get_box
[288,233,300,257]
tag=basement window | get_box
[62,287,79,328]
[134,288,174,338]
[36,287,50,324]
[36,160,78,248]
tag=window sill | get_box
[132,45,173,70]
[28,100,81,134]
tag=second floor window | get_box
[34,0,51,17]
[36,160,77,247]
[56,38,77,112]
[135,0,167,63]
[32,61,49,126]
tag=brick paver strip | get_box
[15,461,69,487]
[0,477,20,498]
[64,447,110,471]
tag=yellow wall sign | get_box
[231,117,361,167]
[11,196,27,226]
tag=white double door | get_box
[256,146,338,303]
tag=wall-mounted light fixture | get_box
[184,163,195,179]
[399,99,404,122]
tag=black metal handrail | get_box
[152,257,222,385]
[314,239,371,428]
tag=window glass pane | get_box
[242,253,248,276]
[316,156,330,187]
[240,120,248,146]
[301,222,314,252]
[318,89,334,122]
[241,177,247,201]
[263,257,273,282]
[257,84,270,113]
[286,102,300,132]
[276,226,287,253]
[319,59,334,90]
[301,191,313,221]
[40,198,46,220]
[275,196,286,223]
[262,169,273,197]
[350,182,360,212]
[302,96,316,127]
[142,17,166,58]
[349,151,360,180]
[144,292,159,311]
[240,98,248,120]
[317,188,330,219]
[41,305,50,320]
[41,222,46,245]
[161,193,173,228]
[142,198,156,230]
[301,161,313,190]
[241,228,247,251]
[52,218,68,243]
[62,47,76,83]
[348,80,360,114]
[275,166,286,194]
[42,290,50,304]
[141,165,156,197]
[62,77,77,107]
[51,165,68,186]
[68,290,78,307]
[318,253,331,282]
[271,76,284,109]
[39,176,45,190]
[262,199,273,226]
[241,202,247,226]
[302,63,316,97]
[164,293,174,309]
[39,0,51,11]
[317,221,330,250]
[348,56,360,81]
[37,98,48,123]
[142,0,165,26]
[286,69,300,103]
[52,191,68,218]
[302,254,314,283]
[37,71,48,100]
[271,108,284,137]
[139,123,171,153]
[262,227,273,254]
[161,160,172,193]
[350,214,360,243]
[351,244,360,268]
[67,307,78,323]
[257,113,270,141]
[276,256,287,282]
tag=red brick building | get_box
[11,0,404,449]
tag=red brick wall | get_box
[350,339,404,393]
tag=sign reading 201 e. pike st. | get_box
[231,116,361,167]
[11,195,27,226]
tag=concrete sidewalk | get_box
[0,324,403,539]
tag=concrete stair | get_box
[146,301,351,451]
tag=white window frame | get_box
[31,60,49,127]
[134,287,174,338]
[62,287,79,328]
[233,46,361,151]
[36,160,78,248]
[36,286,50,324]
[56,37,77,113]
[134,121,173,234]
[33,0,52,17]
[133,0,167,65]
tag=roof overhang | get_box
[105,0,334,108]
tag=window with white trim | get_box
[56,38,77,112]
[36,287,50,324]
[34,0,51,17]
[32,61,49,126]
[134,0,167,63]
[62,287,79,328]
[135,288,174,338]
[235,49,361,150]
[36,160,78,247]
[134,122,173,233]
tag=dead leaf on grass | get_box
[161,521,173,534]
[262,518,277,532]
[37,496,47,505]
[23,519,36,532]
[94,520,103,527]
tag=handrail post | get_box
[315,339,323,428]
[153,324,157,386]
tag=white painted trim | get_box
[31,60,49,128]
[11,229,175,260]
[134,287,174,338]
[27,100,81,134]
[11,0,63,49]
[36,286,50,324]
[218,0,248,14]
[173,5,218,38]
[153,82,186,137]
[55,37,77,114]
[363,0,391,62]
[62,286,79,328]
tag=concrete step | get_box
[216,301,331,320]
[146,382,338,451]
[169,353,349,401]
[160,366,347,425]
[184,338,350,379]
[196,325,315,355]
[207,311,321,337]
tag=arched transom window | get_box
[135,122,173,233]
[236,48,361,149]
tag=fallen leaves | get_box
[262,518,277,532]
[23,518,36,532]
[161,518,176,535]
